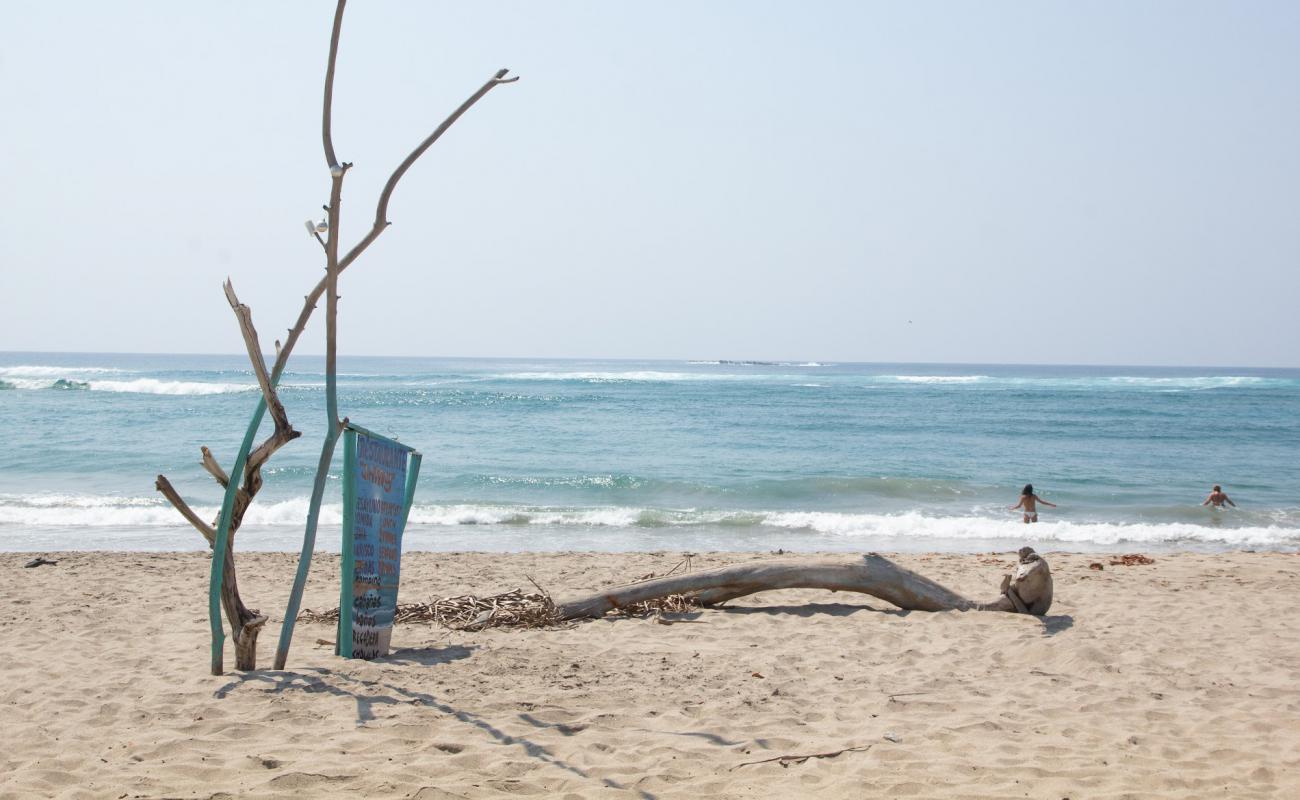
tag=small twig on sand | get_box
[1110,554,1155,566]
[735,744,872,769]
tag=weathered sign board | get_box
[338,423,421,659]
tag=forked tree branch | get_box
[222,279,297,440]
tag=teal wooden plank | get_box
[209,397,268,675]
[272,427,340,670]
[337,427,358,658]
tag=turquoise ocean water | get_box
[1,352,1297,553]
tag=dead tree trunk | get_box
[556,549,1054,619]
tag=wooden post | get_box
[208,397,267,675]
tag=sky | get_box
[2,1,1298,367]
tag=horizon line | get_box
[1,349,1297,372]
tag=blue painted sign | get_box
[338,424,421,659]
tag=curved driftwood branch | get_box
[372,68,518,229]
[267,66,518,384]
[321,0,346,170]
[556,550,1053,620]
[154,475,216,544]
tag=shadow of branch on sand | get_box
[715,602,887,618]
[213,653,655,799]
[716,602,1076,637]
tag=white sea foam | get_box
[1100,376,1267,389]
[761,510,1297,547]
[868,374,1287,391]
[0,367,255,394]
[0,494,339,527]
[1,377,73,390]
[87,379,255,395]
[4,495,1297,548]
[494,371,765,383]
[882,375,990,384]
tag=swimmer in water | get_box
[1202,484,1236,508]
[1010,483,1056,523]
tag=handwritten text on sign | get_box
[347,431,408,659]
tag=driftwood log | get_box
[556,548,1053,620]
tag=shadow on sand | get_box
[213,646,655,799]
[717,601,1076,636]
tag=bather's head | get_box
[1022,484,1034,496]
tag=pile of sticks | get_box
[298,588,562,630]
[298,587,699,631]
[299,557,703,631]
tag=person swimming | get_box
[1202,484,1236,508]
[1010,483,1056,523]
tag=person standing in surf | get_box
[1010,484,1056,523]
[1202,485,1236,508]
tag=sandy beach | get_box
[1,549,1297,799]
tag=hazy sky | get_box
[2,1,1297,366]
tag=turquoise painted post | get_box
[208,396,269,675]
[273,429,340,670]
[337,428,358,658]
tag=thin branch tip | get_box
[223,279,241,308]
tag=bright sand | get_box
[2,550,1298,799]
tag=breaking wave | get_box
[492,371,772,383]
[0,367,255,395]
[4,494,1296,549]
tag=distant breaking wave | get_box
[493,371,774,383]
[884,375,990,384]
[0,366,255,395]
[0,377,255,395]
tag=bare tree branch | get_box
[268,67,518,383]
[322,0,347,170]
[155,475,216,545]
[222,279,298,441]
[373,68,518,228]
[200,446,229,488]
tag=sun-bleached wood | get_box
[555,550,1054,620]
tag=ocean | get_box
[1,352,1297,553]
